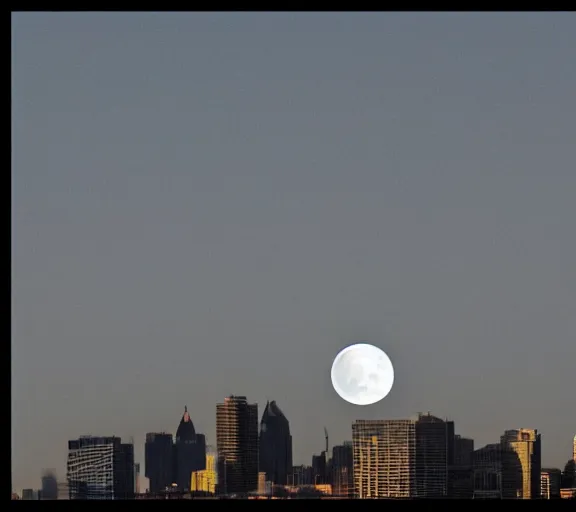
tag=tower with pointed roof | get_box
[258,400,293,486]
[174,405,206,491]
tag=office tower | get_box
[67,436,134,500]
[448,435,474,498]
[352,413,450,498]
[501,429,541,499]
[472,444,505,499]
[216,395,259,495]
[40,470,58,500]
[541,468,562,499]
[331,442,353,497]
[190,447,218,495]
[258,400,293,486]
[145,432,174,492]
[174,406,206,491]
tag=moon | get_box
[330,343,394,406]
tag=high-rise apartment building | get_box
[541,468,562,499]
[352,413,450,498]
[501,429,541,499]
[66,436,134,500]
[258,400,293,486]
[174,406,206,491]
[144,432,174,492]
[331,442,354,497]
[216,395,259,495]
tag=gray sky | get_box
[11,12,576,492]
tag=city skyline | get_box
[11,12,576,493]
[13,400,575,495]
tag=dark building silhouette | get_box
[312,453,327,485]
[473,443,505,499]
[67,436,134,500]
[258,400,293,486]
[415,413,450,498]
[541,468,562,499]
[174,406,206,491]
[145,432,174,492]
[40,470,58,500]
[448,435,474,498]
[331,442,354,497]
[216,395,259,495]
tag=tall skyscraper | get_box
[352,413,450,498]
[573,435,576,462]
[216,395,259,495]
[258,400,293,486]
[331,442,354,497]
[174,406,206,491]
[66,436,134,500]
[501,429,541,499]
[144,432,174,493]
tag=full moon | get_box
[330,343,395,406]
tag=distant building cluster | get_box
[17,403,576,500]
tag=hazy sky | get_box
[11,12,576,492]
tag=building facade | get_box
[352,413,450,499]
[144,432,174,492]
[67,436,134,500]
[216,395,259,495]
[541,468,562,499]
[190,448,218,495]
[174,406,206,491]
[331,442,354,497]
[258,400,293,486]
[501,429,541,499]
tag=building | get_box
[174,406,206,491]
[541,468,562,499]
[573,435,576,462]
[41,470,58,500]
[57,481,69,500]
[258,400,293,486]
[501,429,541,499]
[145,432,174,492]
[352,413,450,498]
[22,489,36,500]
[312,453,328,485]
[472,444,504,499]
[216,395,259,495]
[449,435,474,498]
[330,442,353,497]
[190,448,218,495]
[134,463,140,494]
[288,465,313,486]
[67,436,134,500]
